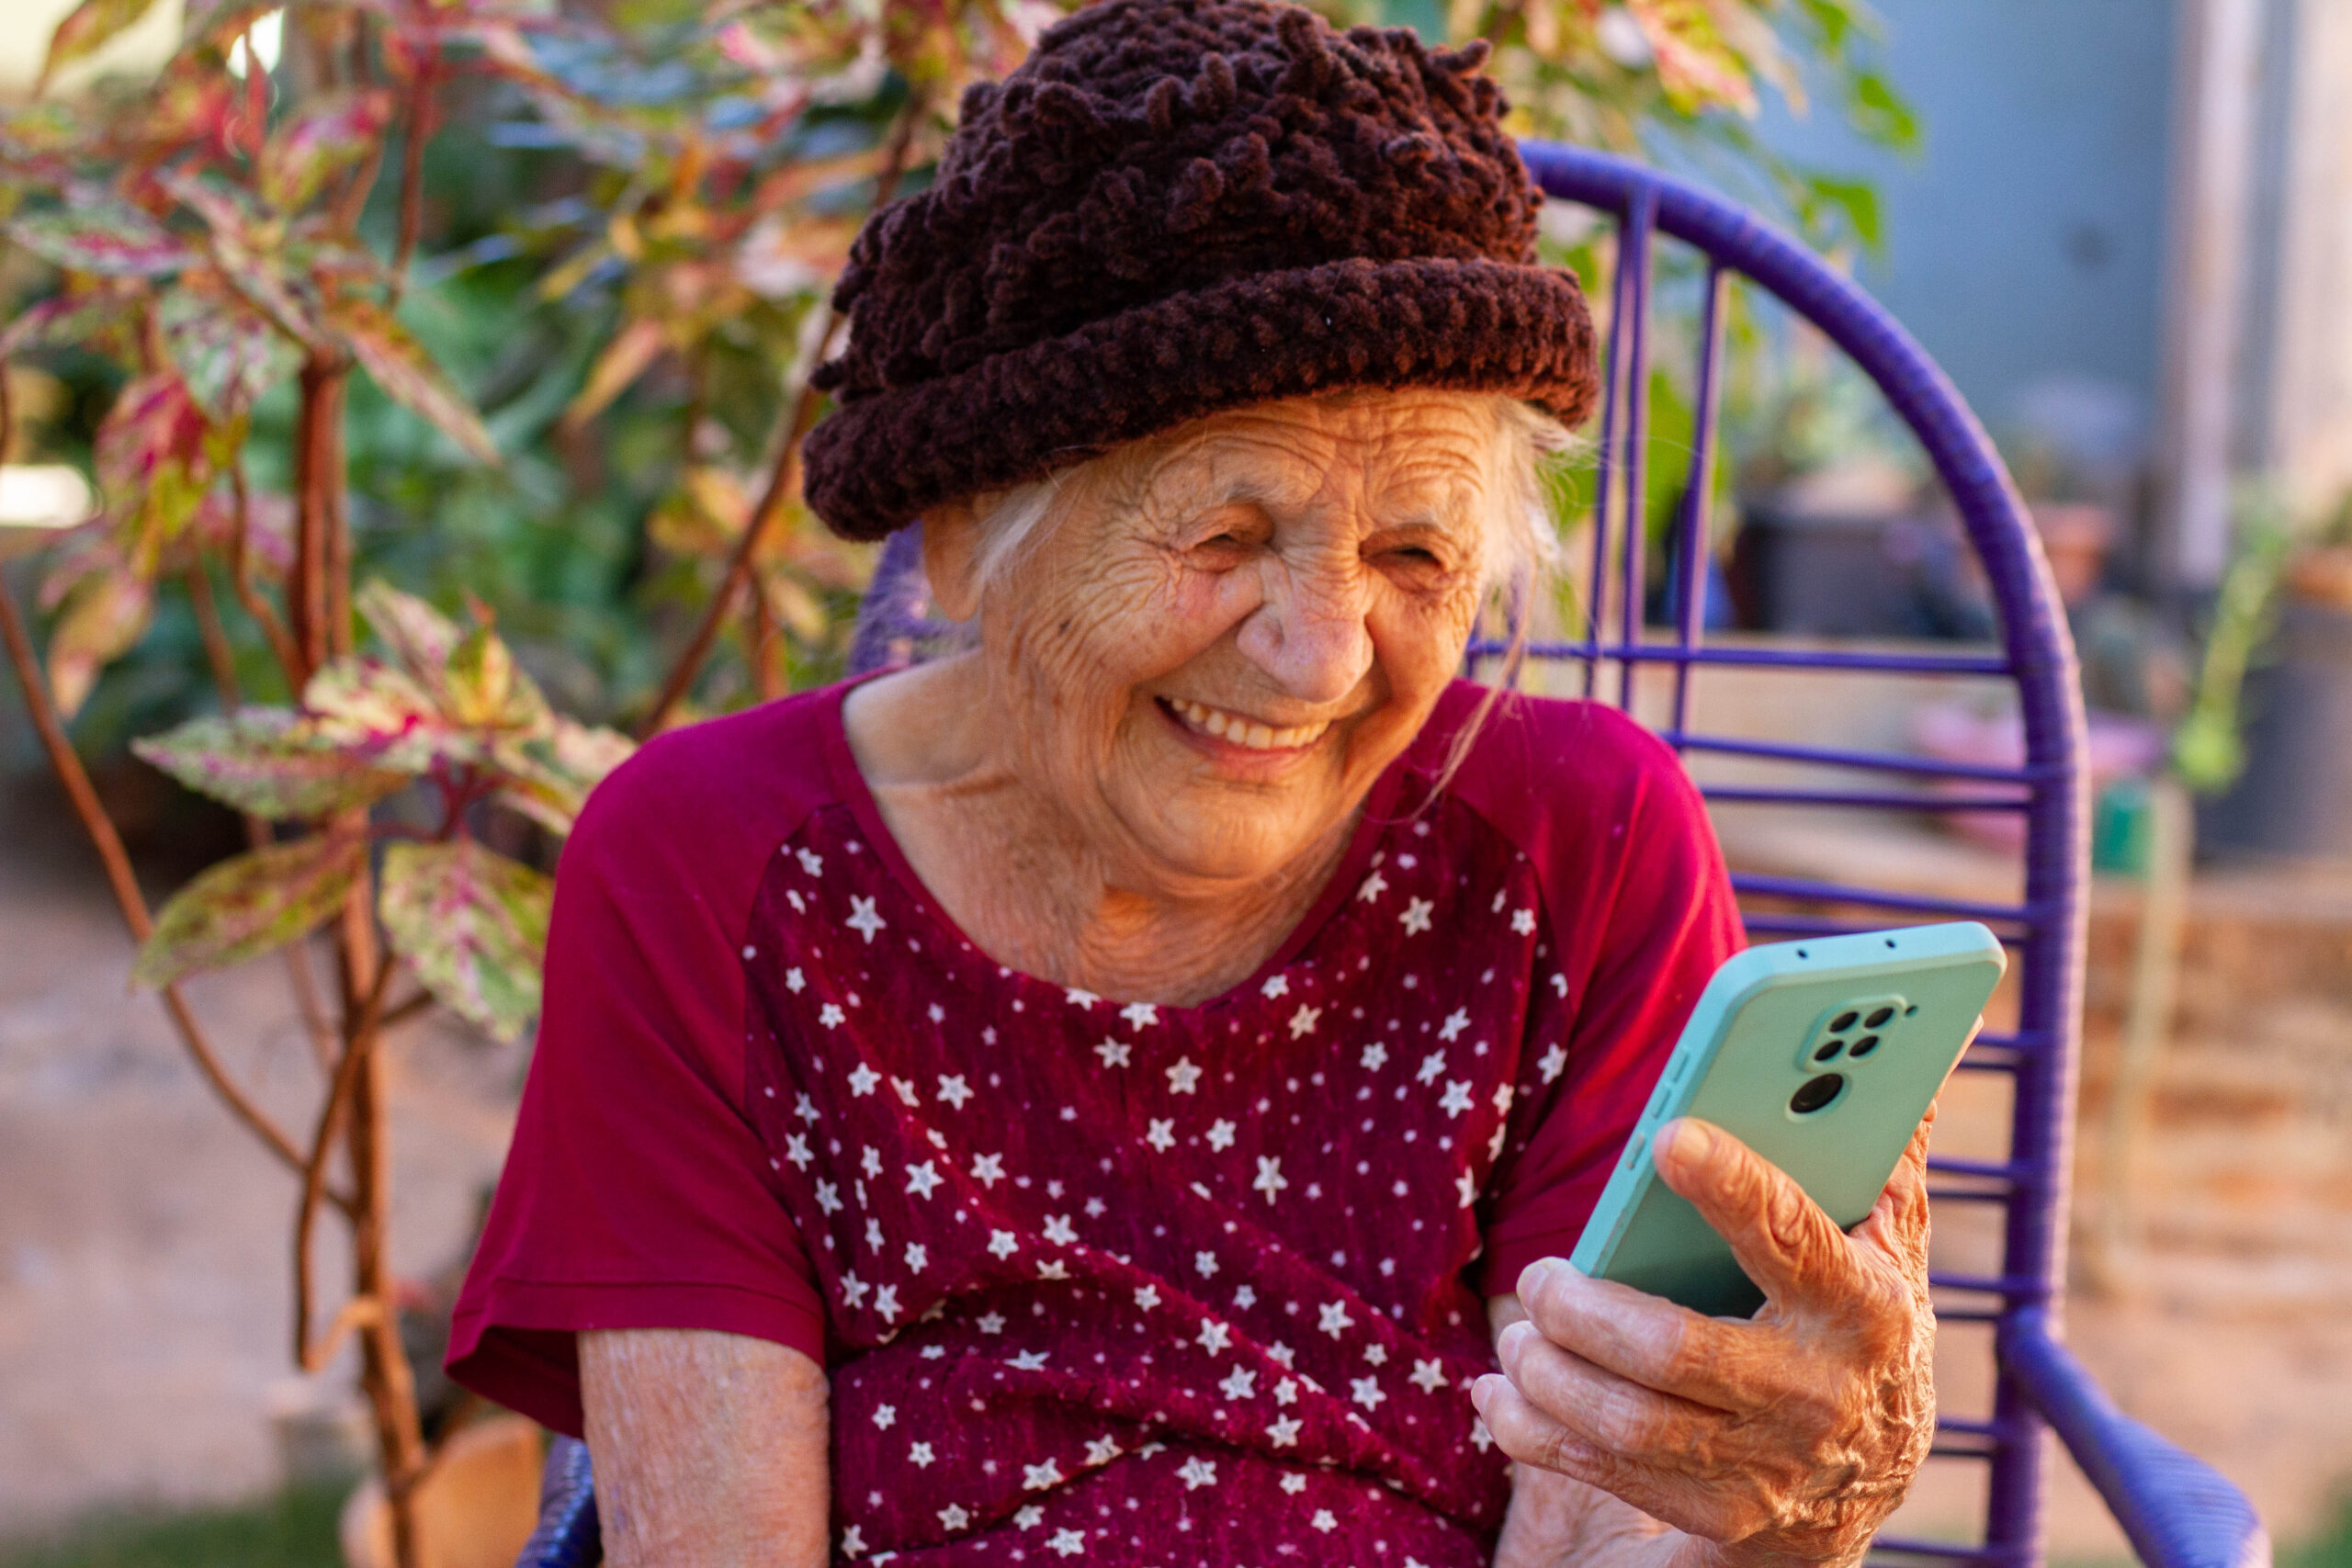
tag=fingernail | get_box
[1517,1258,1554,1300]
[1469,1373,1498,1413]
[1668,1117,1715,1164]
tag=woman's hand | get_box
[1472,1109,1940,1568]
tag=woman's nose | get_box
[1235,560,1374,705]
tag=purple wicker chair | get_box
[514,144,2267,1568]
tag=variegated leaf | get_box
[6,203,193,278]
[354,579,461,689]
[131,832,368,989]
[93,372,210,570]
[492,718,635,835]
[39,0,164,89]
[444,622,551,733]
[0,290,138,359]
[257,89,396,212]
[160,290,298,423]
[379,840,552,1043]
[133,710,411,818]
[324,299,498,464]
[301,656,464,773]
[45,563,152,717]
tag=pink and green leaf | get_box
[492,717,635,835]
[160,290,299,423]
[132,832,368,989]
[44,562,153,717]
[39,0,165,90]
[301,656,462,773]
[324,299,499,464]
[6,203,193,278]
[0,289,141,359]
[133,710,412,818]
[257,89,396,212]
[444,621,550,732]
[354,578,461,690]
[378,840,552,1043]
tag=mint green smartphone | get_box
[1566,921,2007,1318]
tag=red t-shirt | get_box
[449,677,1740,1562]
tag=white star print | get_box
[1512,907,1538,934]
[1197,1320,1232,1355]
[1084,1195,1106,1217]
[1261,973,1290,998]
[1166,1057,1202,1094]
[989,1230,1019,1259]
[1193,1251,1220,1278]
[784,1134,812,1169]
[909,1440,935,1467]
[841,1524,865,1558]
[795,847,821,877]
[1205,1119,1237,1151]
[1037,1259,1069,1280]
[873,1284,899,1320]
[892,1076,921,1107]
[1234,1285,1257,1308]
[1351,1375,1386,1410]
[794,1092,819,1123]
[815,1180,842,1214]
[1093,1038,1131,1068]
[1267,1415,1302,1446]
[928,1002,944,1022]
[845,896,885,942]
[1471,1416,1495,1452]
[1176,1456,1217,1490]
[1361,1042,1389,1071]
[1049,1528,1086,1557]
[1067,987,1098,1008]
[1457,1169,1479,1208]
[1268,1343,1295,1368]
[865,1217,886,1252]
[819,1003,846,1029]
[1273,1377,1298,1404]
[1085,1435,1122,1466]
[1417,1051,1447,1085]
[1287,1004,1322,1039]
[1145,1119,1176,1152]
[904,1242,928,1272]
[1014,1505,1044,1529]
[1121,1001,1159,1030]
[1254,1156,1289,1203]
[1023,1458,1064,1490]
[1400,897,1434,934]
[1494,1083,1517,1113]
[939,1503,970,1531]
[1538,1043,1568,1082]
[840,1272,868,1308]
[863,1146,884,1181]
[1317,1301,1353,1337]
[1356,869,1387,901]
[978,1311,1006,1334]
[848,1065,880,1096]
[1312,1509,1339,1533]
[905,1161,943,1199]
[1438,1008,1470,1042]
[1012,1348,1051,1371]
[785,966,805,993]
[936,1074,973,1110]
[1136,1284,1160,1310]
[1043,1213,1078,1246]
[1409,1358,1448,1393]
[873,1404,897,1428]
[1218,1366,1256,1400]
[972,1152,1006,1187]
[1280,1472,1308,1495]
[1363,1343,1388,1366]
[1551,971,1570,996]
[1440,1079,1475,1116]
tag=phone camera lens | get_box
[1813,1039,1845,1063]
[1849,1034,1882,1058]
[1865,1007,1896,1029]
[1789,1073,1845,1115]
[1831,1010,1860,1032]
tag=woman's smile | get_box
[1157,694,1336,758]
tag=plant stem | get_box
[0,568,318,1179]
[187,562,242,707]
[636,86,930,736]
[388,39,439,306]
[290,359,336,679]
[227,462,304,690]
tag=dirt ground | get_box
[1,783,2348,1557]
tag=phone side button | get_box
[1623,1131,1646,1168]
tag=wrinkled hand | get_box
[1470,1109,1941,1568]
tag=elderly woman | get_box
[448,1,1939,1562]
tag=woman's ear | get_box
[922,499,984,622]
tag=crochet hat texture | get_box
[801,0,1599,540]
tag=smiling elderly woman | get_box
[447,2,1942,1563]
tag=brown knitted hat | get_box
[800,0,1599,540]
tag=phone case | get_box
[1566,921,2007,1317]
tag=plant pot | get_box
[339,1415,546,1568]
[2198,597,2352,861]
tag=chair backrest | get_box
[844,142,2091,1568]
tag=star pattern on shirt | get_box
[1120,1001,1159,1030]
[1409,1358,1449,1393]
[1400,897,1434,935]
[938,1503,970,1531]
[845,895,885,942]
[1356,868,1388,901]
[1145,1118,1176,1152]
[1218,1365,1256,1400]
[1261,973,1290,998]
[935,1074,973,1110]
[847,1064,880,1096]
[1049,1529,1087,1556]
[1204,1118,1237,1151]
[971,1152,1005,1186]
[1093,1038,1131,1068]
[1439,1079,1475,1116]
[1176,1456,1217,1490]
[1267,1415,1302,1446]
[1538,1043,1569,1082]
[1287,1004,1321,1039]
[1022,1458,1064,1490]
[1317,1300,1353,1337]
[1253,1156,1288,1203]
[909,1440,935,1467]
[1438,1008,1470,1042]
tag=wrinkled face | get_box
[949,389,1510,891]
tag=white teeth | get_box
[1169,697,1328,751]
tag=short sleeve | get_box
[447,733,829,1438]
[1467,702,1744,1295]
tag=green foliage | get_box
[132,829,368,988]
[2173,489,2299,795]
[379,839,553,1042]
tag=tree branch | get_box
[636,86,931,737]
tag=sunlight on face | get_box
[976,389,1510,888]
